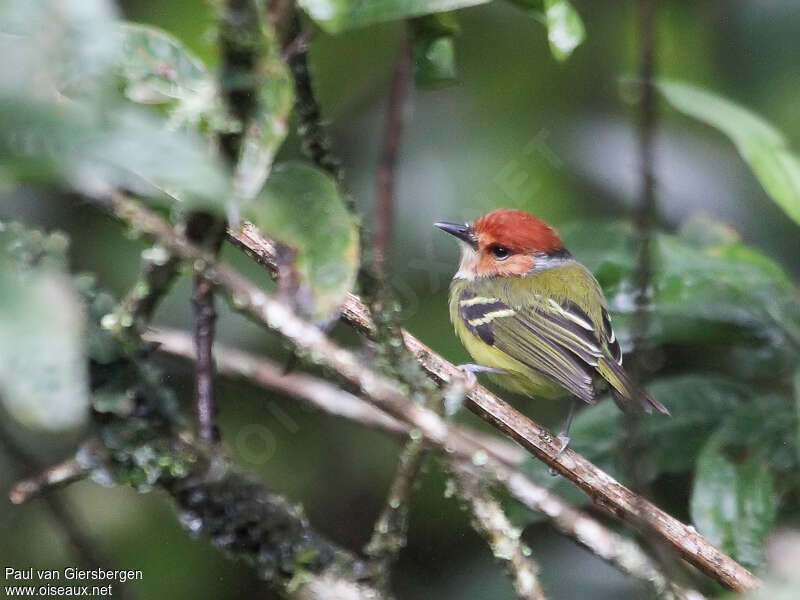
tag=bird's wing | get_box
[458,290,603,404]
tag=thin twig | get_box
[9,458,88,505]
[99,192,758,592]
[632,0,658,370]
[108,246,179,345]
[128,328,705,599]
[627,2,688,594]
[0,433,132,599]
[364,439,425,586]
[192,275,219,442]
[451,464,547,600]
[373,25,412,279]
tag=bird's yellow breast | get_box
[448,277,568,398]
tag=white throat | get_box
[453,242,478,280]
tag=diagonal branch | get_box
[99,192,758,593]
[226,224,758,593]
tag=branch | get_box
[0,433,133,600]
[632,0,658,370]
[284,15,342,184]
[451,464,546,600]
[373,25,411,278]
[145,328,406,436]
[9,458,88,505]
[364,439,425,586]
[146,329,704,599]
[223,220,759,592]
[98,192,757,592]
[106,245,179,346]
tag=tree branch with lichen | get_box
[98,191,754,592]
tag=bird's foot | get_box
[455,364,506,391]
[548,434,571,476]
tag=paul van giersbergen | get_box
[4,567,143,583]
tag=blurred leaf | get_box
[543,0,584,61]
[566,375,750,480]
[411,14,459,88]
[562,221,800,356]
[657,80,800,227]
[0,98,231,212]
[297,0,488,33]
[245,162,359,323]
[0,224,89,432]
[232,19,294,202]
[116,23,214,125]
[0,0,119,100]
[691,428,777,570]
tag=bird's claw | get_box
[455,364,506,392]
[556,433,570,455]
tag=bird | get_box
[435,208,669,450]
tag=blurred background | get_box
[2,1,800,599]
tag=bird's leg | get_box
[455,364,506,390]
[549,401,577,476]
[556,400,576,453]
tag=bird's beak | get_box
[434,221,478,250]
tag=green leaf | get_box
[0,98,231,212]
[0,0,120,101]
[116,23,213,123]
[245,162,359,323]
[0,3,232,213]
[0,224,89,432]
[691,428,778,570]
[561,220,800,358]
[543,0,585,61]
[411,14,459,88]
[297,0,488,33]
[657,80,800,227]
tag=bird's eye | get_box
[491,246,510,261]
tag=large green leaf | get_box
[297,0,488,33]
[691,428,778,570]
[244,162,359,323]
[657,80,800,227]
[0,3,233,212]
[0,0,119,100]
[0,224,89,432]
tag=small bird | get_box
[435,208,669,449]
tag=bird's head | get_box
[435,209,567,279]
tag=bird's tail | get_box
[596,357,670,415]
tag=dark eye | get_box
[491,246,510,261]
